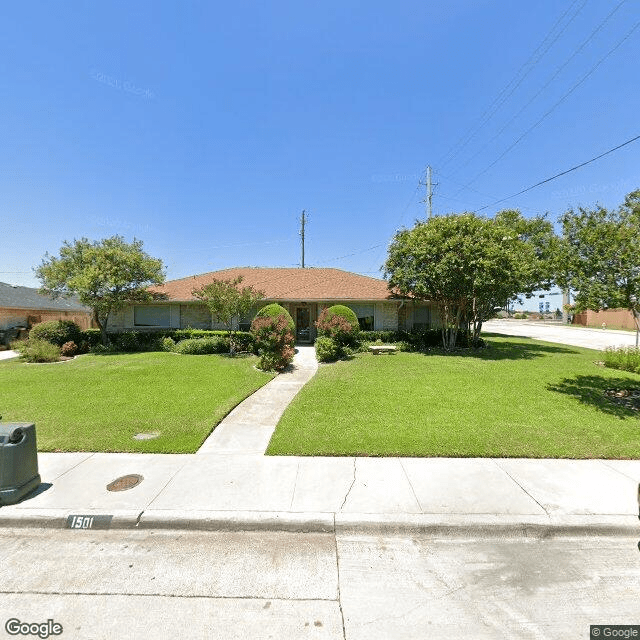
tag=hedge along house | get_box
[106,267,436,343]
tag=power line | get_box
[460,19,640,190]
[438,0,586,170]
[367,181,423,273]
[474,133,640,213]
[313,243,386,265]
[435,170,540,214]
[449,0,627,180]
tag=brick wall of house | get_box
[180,304,212,329]
[107,309,125,331]
[0,307,94,330]
[572,308,637,330]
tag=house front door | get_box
[295,307,311,343]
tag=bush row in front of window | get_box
[80,328,255,353]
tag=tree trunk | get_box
[439,305,449,350]
[93,310,109,346]
[227,322,236,356]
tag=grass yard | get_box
[0,352,275,453]
[267,335,640,458]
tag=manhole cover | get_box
[133,432,160,440]
[107,474,144,492]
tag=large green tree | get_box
[36,236,165,345]
[557,189,640,340]
[192,276,264,354]
[384,212,542,348]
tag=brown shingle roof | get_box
[151,267,396,302]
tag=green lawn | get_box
[267,335,640,458]
[0,352,275,453]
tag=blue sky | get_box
[2,1,638,310]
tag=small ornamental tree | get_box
[36,236,165,346]
[192,276,265,355]
[316,305,359,349]
[251,304,295,371]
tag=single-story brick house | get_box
[107,267,436,343]
[0,281,93,336]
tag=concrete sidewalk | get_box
[1,344,639,537]
[1,452,638,536]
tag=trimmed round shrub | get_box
[251,306,295,371]
[315,336,340,362]
[29,320,82,347]
[254,304,295,331]
[321,305,358,329]
[316,305,359,348]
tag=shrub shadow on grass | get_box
[418,336,578,361]
[548,375,640,419]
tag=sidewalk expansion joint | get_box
[333,525,347,640]
[491,459,550,518]
[339,459,357,512]
[289,461,301,511]
[399,459,423,512]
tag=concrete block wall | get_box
[573,308,637,330]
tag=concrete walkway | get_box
[197,346,318,455]
[0,349,18,360]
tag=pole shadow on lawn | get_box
[420,334,579,361]
[548,375,640,419]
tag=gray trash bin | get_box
[0,423,41,505]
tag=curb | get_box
[335,513,640,538]
[0,508,142,530]
[1,509,638,537]
[138,510,334,532]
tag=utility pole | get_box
[421,166,435,218]
[300,210,307,268]
[427,165,433,218]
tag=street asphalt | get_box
[1,331,639,537]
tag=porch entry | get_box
[295,306,311,343]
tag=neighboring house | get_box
[107,267,436,343]
[0,282,94,334]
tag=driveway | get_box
[484,319,638,351]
